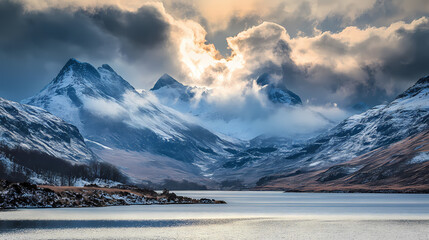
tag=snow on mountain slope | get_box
[255,129,429,192]
[22,58,180,138]
[23,59,242,183]
[0,97,125,185]
[212,75,429,186]
[0,97,95,164]
[292,75,429,168]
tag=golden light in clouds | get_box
[16,0,429,104]
[192,0,281,31]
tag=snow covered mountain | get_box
[210,75,429,186]
[284,75,429,170]
[255,129,429,192]
[18,58,428,189]
[0,97,95,164]
[0,97,125,185]
[151,73,302,111]
[149,73,209,114]
[23,59,242,185]
[150,73,305,139]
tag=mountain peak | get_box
[396,75,429,100]
[23,59,136,110]
[256,73,302,105]
[59,58,82,75]
[415,75,429,86]
[56,58,100,83]
[151,74,184,91]
[256,73,272,86]
[65,58,81,66]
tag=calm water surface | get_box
[1,191,429,239]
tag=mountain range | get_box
[256,129,429,192]
[150,72,307,140]
[255,76,429,190]
[0,58,427,191]
[150,71,302,113]
[22,59,242,187]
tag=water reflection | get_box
[0,219,242,231]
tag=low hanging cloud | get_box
[193,102,349,140]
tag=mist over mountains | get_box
[0,58,427,191]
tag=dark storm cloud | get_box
[350,66,390,106]
[317,14,348,33]
[228,17,429,108]
[165,1,207,24]
[299,18,429,107]
[0,0,112,101]
[0,2,111,56]
[206,14,262,56]
[294,29,429,107]
[353,0,426,28]
[88,6,169,60]
[379,22,429,80]
[0,0,172,101]
[312,35,348,55]
[339,19,429,105]
[288,64,391,107]
[276,1,317,37]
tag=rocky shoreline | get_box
[0,180,226,209]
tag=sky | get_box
[0,0,428,115]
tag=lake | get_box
[1,191,429,239]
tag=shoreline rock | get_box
[0,180,226,209]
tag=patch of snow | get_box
[346,165,363,174]
[309,161,322,167]
[85,139,112,150]
[409,152,429,164]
